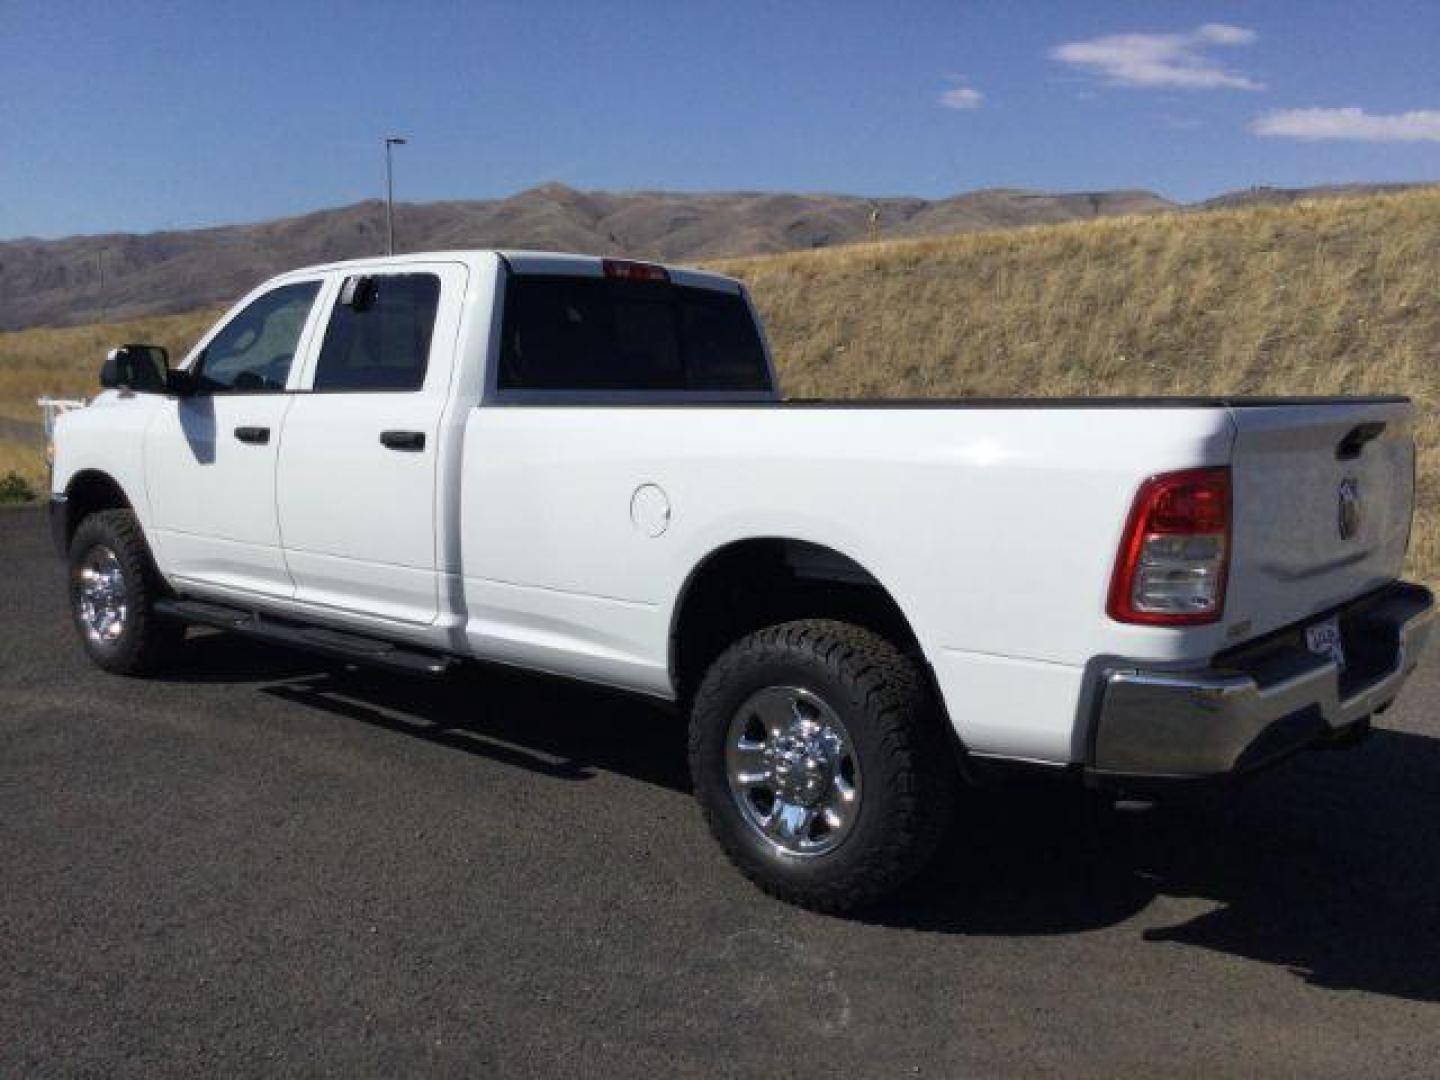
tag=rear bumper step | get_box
[155,598,454,677]
[1087,581,1435,782]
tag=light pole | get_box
[384,136,407,255]
[95,248,109,319]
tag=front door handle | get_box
[234,426,270,445]
[380,430,426,452]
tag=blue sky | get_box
[2,0,1438,239]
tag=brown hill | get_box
[1196,181,1432,211]
[5,179,1434,332]
[0,184,1175,330]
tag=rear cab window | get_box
[496,272,774,398]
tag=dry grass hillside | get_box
[720,187,1440,576]
[0,307,221,425]
[1,187,1437,571]
[0,307,219,498]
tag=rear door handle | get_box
[234,426,270,445]
[380,430,426,452]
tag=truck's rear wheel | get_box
[68,509,183,676]
[688,619,958,912]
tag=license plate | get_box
[1306,616,1345,670]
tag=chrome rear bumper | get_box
[1089,581,1434,780]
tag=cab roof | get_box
[283,249,743,294]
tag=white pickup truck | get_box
[49,250,1434,911]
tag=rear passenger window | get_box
[313,274,441,392]
[498,276,771,393]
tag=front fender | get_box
[51,393,159,532]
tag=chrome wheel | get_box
[75,545,128,646]
[725,686,862,857]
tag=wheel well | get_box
[670,538,926,702]
[63,471,132,548]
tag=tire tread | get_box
[688,619,958,913]
[68,509,181,676]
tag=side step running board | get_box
[154,598,455,677]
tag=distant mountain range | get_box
[0,180,1430,330]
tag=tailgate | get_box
[1227,398,1415,639]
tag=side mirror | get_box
[100,344,170,394]
[165,368,199,397]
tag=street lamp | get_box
[384,136,408,255]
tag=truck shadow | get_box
[873,733,1440,1003]
[171,635,691,792]
[168,632,1440,1003]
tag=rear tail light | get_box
[1108,467,1230,625]
[602,258,669,283]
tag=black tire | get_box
[67,509,184,676]
[688,619,959,913]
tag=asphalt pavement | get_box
[4,505,1440,1078]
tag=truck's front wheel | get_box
[68,509,183,676]
[688,620,958,912]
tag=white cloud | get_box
[939,85,983,110]
[1251,107,1440,142]
[1194,23,1256,46]
[1050,23,1263,91]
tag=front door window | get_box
[193,282,320,393]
